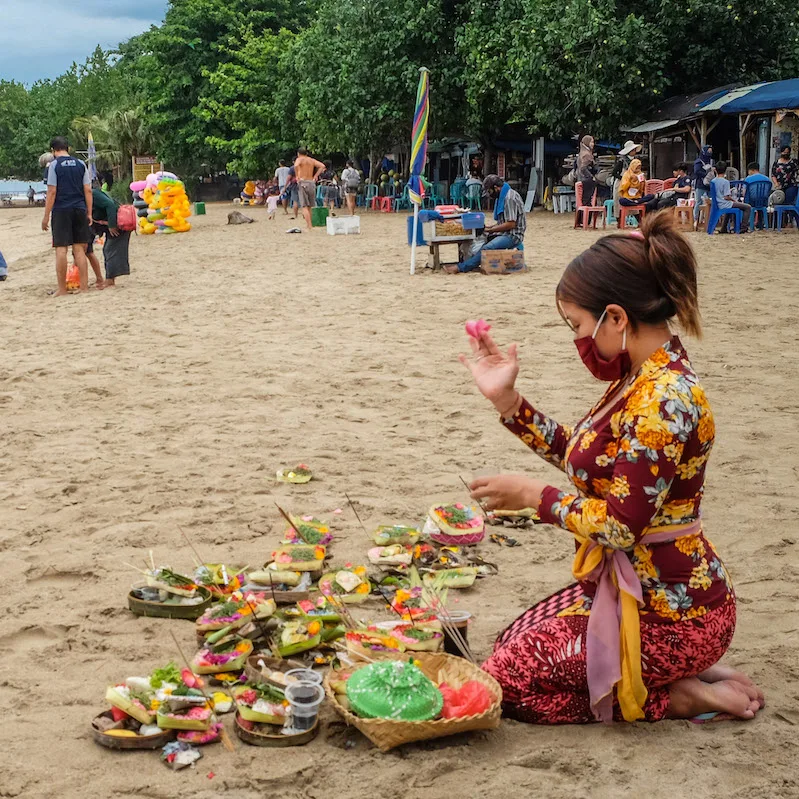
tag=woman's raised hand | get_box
[458,329,520,410]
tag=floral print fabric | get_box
[483,584,736,724]
[504,337,733,622]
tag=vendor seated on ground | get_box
[619,159,658,211]
[744,162,772,230]
[445,174,525,274]
[711,161,750,233]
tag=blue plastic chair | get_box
[424,182,444,209]
[315,184,325,207]
[465,183,482,210]
[360,183,378,209]
[773,195,799,231]
[707,179,742,235]
[393,184,411,212]
[450,181,464,205]
[743,178,772,230]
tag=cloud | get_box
[0,0,168,84]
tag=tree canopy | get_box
[2,0,798,179]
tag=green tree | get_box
[0,81,30,177]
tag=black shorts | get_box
[52,208,91,248]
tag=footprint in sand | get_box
[0,624,72,654]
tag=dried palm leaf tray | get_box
[244,654,307,686]
[233,713,318,747]
[128,586,212,620]
[324,652,502,752]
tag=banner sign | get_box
[132,155,163,182]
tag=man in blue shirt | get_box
[743,162,772,230]
[711,160,750,233]
[41,136,93,295]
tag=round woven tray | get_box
[91,711,175,750]
[128,586,212,620]
[324,652,502,752]
[233,713,318,747]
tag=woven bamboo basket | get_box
[324,652,502,752]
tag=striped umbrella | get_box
[409,67,429,275]
[87,131,98,181]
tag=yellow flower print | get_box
[620,438,633,453]
[660,499,696,524]
[605,442,619,458]
[688,560,712,590]
[698,412,715,444]
[632,543,659,581]
[676,455,707,480]
[635,413,674,450]
[599,516,635,550]
[650,591,681,621]
[684,606,708,620]
[690,385,710,411]
[595,453,612,468]
[565,499,607,539]
[649,464,659,476]
[592,478,612,497]
[662,442,684,463]
[674,534,706,558]
[610,475,631,500]
[649,349,671,368]
[579,430,598,451]
[558,598,591,617]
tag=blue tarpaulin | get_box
[721,79,799,113]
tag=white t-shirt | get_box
[275,166,291,188]
[266,195,280,211]
[341,167,360,187]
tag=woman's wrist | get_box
[495,390,522,419]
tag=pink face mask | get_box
[573,309,631,382]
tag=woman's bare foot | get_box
[698,664,764,707]
[667,676,762,720]
[51,289,69,297]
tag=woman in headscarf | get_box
[577,135,603,206]
[619,159,658,211]
[692,146,715,229]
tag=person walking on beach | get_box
[27,185,35,206]
[294,147,325,230]
[340,160,360,215]
[692,146,715,230]
[275,160,291,214]
[41,136,92,296]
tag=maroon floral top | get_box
[504,337,733,622]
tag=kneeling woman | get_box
[462,213,763,724]
[91,185,131,287]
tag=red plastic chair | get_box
[663,178,676,190]
[377,196,393,213]
[573,183,606,230]
[618,203,647,229]
[645,179,664,195]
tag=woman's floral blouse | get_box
[504,337,733,622]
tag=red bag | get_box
[116,204,137,232]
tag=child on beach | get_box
[266,193,280,219]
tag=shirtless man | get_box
[293,147,325,230]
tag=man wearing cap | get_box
[445,175,525,274]
[612,140,642,217]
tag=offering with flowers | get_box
[248,565,303,587]
[372,525,420,547]
[276,464,313,484]
[318,565,371,604]
[143,566,199,598]
[422,567,478,589]
[154,668,214,731]
[105,677,157,725]
[278,619,323,657]
[233,682,288,724]
[282,515,333,546]
[195,591,276,634]
[271,544,327,573]
[192,636,254,674]
[424,503,485,545]
[368,544,414,567]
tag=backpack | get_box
[117,204,137,231]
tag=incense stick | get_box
[274,504,298,533]
[178,526,206,566]
[344,492,368,535]
[167,630,235,752]
[459,475,488,519]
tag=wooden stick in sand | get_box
[178,526,206,567]
[274,504,299,533]
[168,630,235,752]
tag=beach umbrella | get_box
[87,131,98,182]
[409,67,429,276]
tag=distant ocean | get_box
[0,179,47,195]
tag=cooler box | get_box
[480,249,526,275]
[193,202,206,216]
[327,215,360,235]
[461,212,485,230]
[407,214,427,245]
[311,207,329,227]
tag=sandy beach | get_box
[1,204,797,798]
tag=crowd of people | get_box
[576,136,799,234]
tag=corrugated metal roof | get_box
[722,79,799,112]
[625,119,681,133]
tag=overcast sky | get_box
[0,0,168,85]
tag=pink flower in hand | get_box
[465,319,491,339]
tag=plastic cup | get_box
[438,610,472,657]
[284,668,323,686]
[285,681,325,732]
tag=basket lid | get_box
[346,660,442,721]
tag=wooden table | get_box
[426,235,477,270]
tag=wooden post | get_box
[700,118,707,147]
[648,133,654,177]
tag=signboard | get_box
[132,155,163,182]
[497,152,506,178]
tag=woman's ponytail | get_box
[640,212,701,337]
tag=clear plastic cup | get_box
[284,668,323,686]
[285,681,325,732]
[437,610,472,657]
